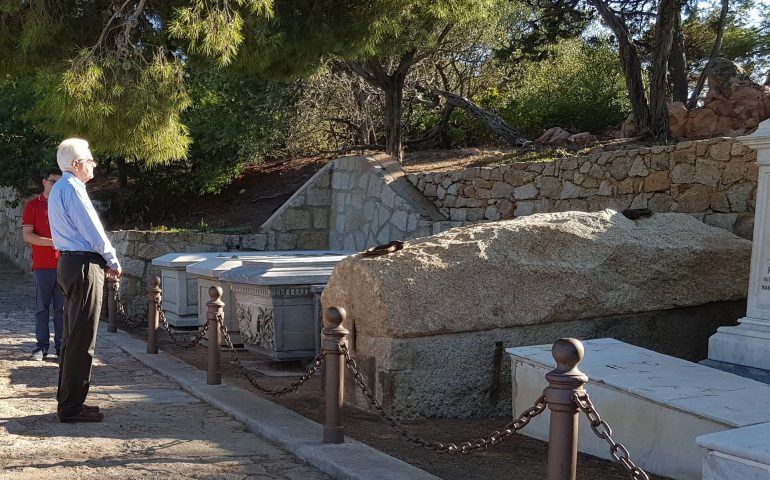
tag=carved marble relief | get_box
[236,302,276,349]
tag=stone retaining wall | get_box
[407,137,758,238]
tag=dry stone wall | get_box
[408,137,758,239]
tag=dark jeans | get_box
[56,255,105,417]
[32,268,65,351]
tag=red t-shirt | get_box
[21,195,60,270]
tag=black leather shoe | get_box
[59,410,104,423]
[57,404,100,414]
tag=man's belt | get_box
[60,251,105,263]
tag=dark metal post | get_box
[322,306,348,444]
[544,338,588,480]
[106,277,119,333]
[206,286,224,385]
[147,277,161,354]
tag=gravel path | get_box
[0,256,330,480]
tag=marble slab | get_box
[697,422,770,466]
[507,338,770,480]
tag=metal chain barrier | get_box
[217,316,326,396]
[113,289,145,328]
[573,392,651,480]
[154,299,210,349]
[340,344,547,454]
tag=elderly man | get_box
[49,138,122,423]
[22,168,64,361]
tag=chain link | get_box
[573,392,650,480]
[154,299,210,349]
[339,344,547,454]
[111,287,144,328]
[218,315,325,396]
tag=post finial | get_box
[147,276,161,292]
[209,285,223,301]
[325,306,346,327]
[551,338,584,374]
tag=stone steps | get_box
[507,338,770,480]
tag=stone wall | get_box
[260,156,456,251]
[0,187,32,272]
[407,137,758,238]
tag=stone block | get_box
[537,176,561,199]
[241,235,267,251]
[297,230,328,250]
[677,185,716,212]
[644,170,670,192]
[514,183,537,200]
[449,208,467,222]
[721,159,748,185]
[306,189,331,206]
[709,141,733,162]
[275,233,297,250]
[671,163,696,183]
[727,183,755,213]
[484,206,500,221]
[391,210,408,231]
[695,159,724,186]
[283,209,312,231]
[560,181,583,199]
[628,157,649,177]
[490,181,514,198]
[609,156,632,180]
[503,169,525,186]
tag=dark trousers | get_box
[32,269,65,351]
[56,255,105,416]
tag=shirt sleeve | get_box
[68,187,121,270]
[21,200,35,228]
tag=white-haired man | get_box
[48,138,121,423]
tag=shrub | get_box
[499,39,630,138]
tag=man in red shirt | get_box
[22,168,64,361]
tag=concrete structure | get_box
[708,119,770,372]
[508,338,770,480]
[220,254,352,360]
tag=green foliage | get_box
[498,39,630,137]
[0,79,57,192]
[32,53,192,164]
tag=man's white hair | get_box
[57,138,93,171]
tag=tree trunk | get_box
[589,0,651,136]
[670,7,688,103]
[687,0,729,108]
[344,51,416,162]
[383,74,405,161]
[116,156,128,188]
[649,0,680,141]
[431,89,529,145]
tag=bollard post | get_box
[147,277,161,354]
[206,286,224,385]
[106,277,119,333]
[322,306,349,444]
[544,338,588,480]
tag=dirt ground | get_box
[114,319,669,480]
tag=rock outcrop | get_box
[620,58,770,139]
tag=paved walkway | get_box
[0,258,331,480]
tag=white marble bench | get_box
[507,338,770,480]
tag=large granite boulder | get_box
[322,210,750,418]
[324,210,749,338]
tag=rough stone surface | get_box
[323,210,750,339]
